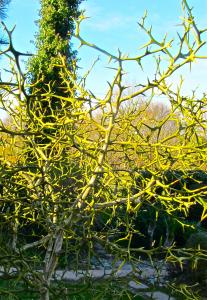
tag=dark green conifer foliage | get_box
[29,0,82,90]
[0,0,11,45]
[0,0,10,20]
[28,0,83,146]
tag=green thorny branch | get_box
[0,1,207,299]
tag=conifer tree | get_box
[0,0,11,45]
[28,0,82,96]
[0,0,10,20]
[28,0,83,147]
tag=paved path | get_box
[0,261,175,300]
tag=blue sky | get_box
[1,0,207,98]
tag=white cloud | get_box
[94,15,131,31]
[82,13,135,32]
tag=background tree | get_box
[28,0,83,86]
[0,0,11,47]
[0,0,10,20]
[28,0,83,128]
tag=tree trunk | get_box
[40,230,63,300]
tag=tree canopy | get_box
[28,0,83,93]
[27,0,83,150]
[0,0,10,20]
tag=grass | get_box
[0,277,146,300]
